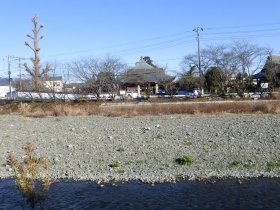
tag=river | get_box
[1,178,280,209]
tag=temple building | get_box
[120,58,175,98]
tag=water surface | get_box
[1,178,280,209]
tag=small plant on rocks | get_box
[136,160,147,165]
[266,158,280,172]
[117,148,125,152]
[7,142,52,209]
[175,156,193,166]
[229,160,243,168]
[110,162,120,168]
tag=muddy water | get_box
[1,178,280,210]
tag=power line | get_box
[33,23,280,64]
[4,22,280,73]
[206,22,280,30]
[204,27,280,36]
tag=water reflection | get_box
[1,178,280,209]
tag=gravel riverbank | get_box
[0,114,279,183]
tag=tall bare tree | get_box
[24,15,50,92]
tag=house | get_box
[253,56,280,89]
[43,76,63,92]
[0,78,15,98]
[120,58,175,97]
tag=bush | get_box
[7,142,51,209]
[175,156,193,166]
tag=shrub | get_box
[7,142,52,209]
[175,156,193,166]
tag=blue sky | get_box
[1,0,280,80]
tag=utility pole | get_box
[7,56,12,99]
[18,58,22,91]
[5,56,28,97]
[193,27,204,95]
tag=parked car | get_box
[155,89,166,96]
[176,89,200,98]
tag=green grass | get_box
[175,156,193,166]
[110,162,120,168]
[266,159,280,172]
[136,160,147,165]
[124,161,132,165]
[229,160,242,167]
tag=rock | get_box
[156,124,160,128]
[67,144,74,149]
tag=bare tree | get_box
[24,15,50,92]
[181,41,270,94]
[157,66,177,97]
[67,56,127,100]
[231,41,269,93]
[231,41,267,76]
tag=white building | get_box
[0,78,15,98]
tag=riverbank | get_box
[1,114,280,183]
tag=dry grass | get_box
[0,100,279,117]
[99,100,280,117]
[7,142,51,209]
[0,101,100,117]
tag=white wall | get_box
[0,86,11,98]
